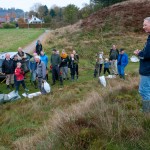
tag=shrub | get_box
[2,23,16,29]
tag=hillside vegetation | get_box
[1,0,150,150]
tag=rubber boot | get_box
[122,75,125,80]
[11,84,14,88]
[33,81,38,89]
[60,77,63,85]
[142,100,150,113]
[76,75,78,81]
[46,74,48,81]
[71,75,75,81]
[7,85,10,90]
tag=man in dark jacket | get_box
[134,17,150,112]
[109,45,119,75]
[36,40,42,55]
[2,53,14,90]
[50,49,63,85]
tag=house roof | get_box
[28,15,42,24]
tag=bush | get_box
[2,23,16,29]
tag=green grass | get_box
[0,29,44,52]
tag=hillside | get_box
[0,1,150,150]
[81,0,150,32]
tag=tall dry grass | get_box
[12,76,144,150]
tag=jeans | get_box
[139,75,150,100]
[38,78,47,94]
[117,65,125,76]
[30,71,36,82]
[62,66,68,79]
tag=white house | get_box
[28,15,43,24]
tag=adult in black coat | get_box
[2,53,14,89]
[36,40,42,55]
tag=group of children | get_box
[94,52,111,78]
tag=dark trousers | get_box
[70,67,76,80]
[14,75,17,87]
[52,65,62,83]
[99,64,103,76]
[104,68,110,75]
[75,64,79,77]
[94,69,98,77]
[16,80,26,91]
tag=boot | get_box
[142,100,150,113]
[46,74,48,81]
[76,75,78,80]
[60,77,63,85]
[6,85,10,90]
[71,75,75,81]
[33,81,38,89]
[122,75,125,80]
[11,84,14,88]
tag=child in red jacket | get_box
[15,62,29,94]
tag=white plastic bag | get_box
[99,76,106,87]
[43,81,51,93]
[130,55,139,62]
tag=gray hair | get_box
[17,62,21,66]
[144,17,150,22]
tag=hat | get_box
[120,49,124,52]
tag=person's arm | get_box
[125,54,128,66]
[58,55,61,65]
[46,56,48,67]
[2,60,5,74]
[138,36,150,60]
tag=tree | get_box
[38,5,49,18]
[43,16,51,23]
[28,10,38,18]
[30,3,42,12]
[63,4,79,24]
[18,18,25,24]
[50,9,56,18]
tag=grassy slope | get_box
[0,29,44,52]
[0,25,150,150]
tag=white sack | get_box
[43,81,51,93]
[130,55,139,62]
[99,76,106,87]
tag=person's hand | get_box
[42,79,46,83]
[134,49,140,55]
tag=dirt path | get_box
[23,30,50,54]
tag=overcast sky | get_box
[0,0,90,11]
